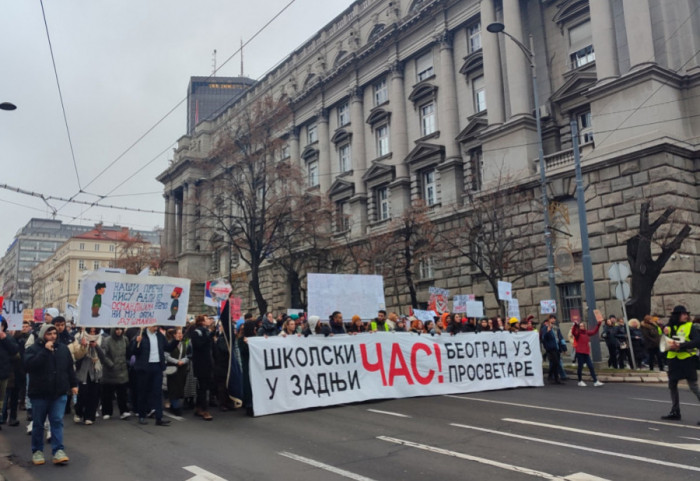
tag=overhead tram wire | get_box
[39,0,82,192]
[55,0,301,218]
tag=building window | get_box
[281,144,290,159]
[472,75,486,113]
[470,148,483,191]
[569,20,594,68]
[94,243,100,251]
[93,261,100,270]
[419,257,435,280]
[79,243,85,251]
[373,78,388,105]
[307,122,318,144]
[376,125,389,157]
[577,110,594,144]
[307,160,319,187]
[416,52,434,82]
[78,260,86,271]
[377,187,390,221]
[559,283,583,323]
[468,21,481,53]
[109,244,115,252]
[335,201,350,232]
[422,169,437,206]
[420,102,436,136]
[339,144,352,173]
[337,102,350,127]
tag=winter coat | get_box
[131,330,177,371]
[0,333,19,380]
[102,329,130,384]
[540,325,561,352]
[212,334,230,382]
[257,318,279,337]
[165,342,189,399]
[70,333,106,384]
[24,327,78,399]
[190,325,215,380]
[572,322,601,355]
[640,321,661,350]
[601,323,619,347]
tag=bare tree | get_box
[114,235,162,275]
[442,175,537,314]
[626,201,691,319]
[199,95,305,315]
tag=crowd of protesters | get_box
[1,300,699,466]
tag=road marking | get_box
[565,474,610,481]
[278,452,377,481]
[445,395,700,430]
[680,436,700,442]
[450,423,700,473]
[502,418,700,453]
[632,397,696,407]
[182,465,227,481]
[366,409,411,418]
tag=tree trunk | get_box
[249,265,268,315]
[288,270,303,309]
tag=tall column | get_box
[350,87,367,194]
[289,128,300,170]
[184,182,196,252]
[437,32,460,160]
[175,193,183,255]
[163,193,171,257]
[589,0,619,81]
[481,0,505,125]
[623,0,655,68]
[502,0,530,117]
[389,61,409,178]
[166,192,176,257]
[317,109,331,193]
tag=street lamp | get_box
[486,22,557,303]
[0,102,17,111]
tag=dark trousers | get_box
[618,347,633,369]
[136,363,164,421]
[669,377,700,414]
[101,383,129,416]
[576,353,598,382]
[196,376,213,411]
[75,379,101,422]
[605,342,619,368]
[546,350,561,382]
[646,348,665,371]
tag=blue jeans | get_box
[30,395,67,454]
[576,353,598,383]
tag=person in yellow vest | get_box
[661,305,700,422]
[370,310,391,332]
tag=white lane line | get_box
[366,409,411,418]
[502,418,700,453]
[444,395,700,430]
[631,397,696,406]
[278,452,377,481]
[680,436,700,442]
[566,474,610,481]
[450,423,700,473]
[183,465,228,481]
[378,436,566,480]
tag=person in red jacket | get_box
[572,318,604,387]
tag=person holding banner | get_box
[322,311,347,336]
[660,305,700,422]
[369,310,391,332]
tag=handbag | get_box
[165,343,184,376]
[619,341,628,350]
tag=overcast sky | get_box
[1,0,352,253]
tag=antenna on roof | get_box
[212,49,217,76]
[240,38,244,77]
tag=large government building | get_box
[157,0,699,319]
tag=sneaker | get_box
[84,420,93,425]
[102,415,111,420]
[577,381,587,387]
[147,409,155,418]
[119,412,131,420]
[32,451,45,465]
[661,412,681,420]
[52,449,69,465]
[593,381,604,387]
[73,415,82,423]
[26,422,32,435]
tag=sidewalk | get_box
[546,365,669,384]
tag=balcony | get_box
[534,148,574,174]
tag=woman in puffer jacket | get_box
[69,328,106,425]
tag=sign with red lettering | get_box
[248,331,543,416]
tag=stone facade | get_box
[157,0,699,318]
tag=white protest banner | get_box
[248,331,543,416]
[465,301,484,318]
[1,298,26,330]
[76,271,190,328]
[204,279,232,307]
[412,309,437,322]
[452,294,475,314]
[540,300,557,315]
[507,298,520,320]
[497,280,512,301]
[307,273,385,321]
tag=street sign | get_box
[615,281,631,301]
[608,262,630,283]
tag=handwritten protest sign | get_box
[540,300,557,314]
[507,298,520,320]
[1,298,25,330]
[466,301,484,318]
[412,309,438,322]
[453,294,475,313]
[248,331,543,416]
[76,272,190,327]
[428,287,449,314]
[497,280,512,301]
[204,279,232,307]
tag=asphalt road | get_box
[2,381,700,481]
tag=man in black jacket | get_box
[24,323,78,465]
[0,318,19,429]
[132,325,178,426]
